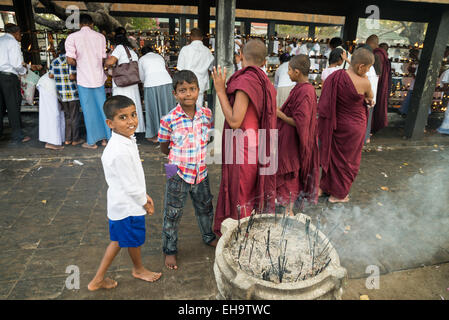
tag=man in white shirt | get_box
[0,24,41,143]
[176,28,214,108]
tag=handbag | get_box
[111,45,140,87]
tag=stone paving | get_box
[0,113,449,299]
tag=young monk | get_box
[212,39,277,236]
[276,55,320,215]
[366,34,391,134]
[318,48,375,203]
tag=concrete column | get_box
[213,0,236,156]
[179,16,187,47]
[198,0,210,46]
[342,14,359,45]
[189,19,195,32]
[405,10,449,139]
[244,19,251,36]
[169,17,176,35]
[267,21,275,55]
[308,24,316,39]
[12,0,40,64]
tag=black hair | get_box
[141,45,153,56]
[329,48,344,65]
[190,28,203,38]
[329,37,343,49]
[103,95,135,120]
[114,27,126,35]
[289,54,310,76]
[79,14,93,26]
[4,23,20,34]
[57,39,66,54]
[280,52,291,64]
[172,70,199,91]
[113,33,132,49]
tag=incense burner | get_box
[214,213,347,300]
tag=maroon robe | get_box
[276,82,320,205]
[213,66,277,236]
[318,69,368,199]
[371,48,391,133]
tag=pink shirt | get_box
[65,26,107,88]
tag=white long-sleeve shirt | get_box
[177,40,214,93]
[138,52,172,88]
[101,131,147,221]
[0,33,27,75]
[274,62,295,88]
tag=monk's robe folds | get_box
[213,66,277,236]
[371,48,391,133]
[318,70,368,199]
[276,82,320,206]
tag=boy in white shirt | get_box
[87,95,162,291]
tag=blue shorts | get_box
[109,215,146,248]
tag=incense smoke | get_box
[304,152,449,278]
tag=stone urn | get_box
[213,213,347,300]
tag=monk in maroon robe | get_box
[276,55,319,214]
[366,34,392,133]
[212,39,277,236]
[318,48,375,203]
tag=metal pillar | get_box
[267,21,275,54]
[179,16,187,47]
[244,19,251,36]
[169,17,176,35]
[405,10,449,139]
[198,0,210,46]
[342,14,359,45]
[12,0,40,64]
[214,0,236,156]
[308,24,316,39]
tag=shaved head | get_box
[242,39,267,66]
[366,34,379,50]
[289,54,310,76]
[351,47,375,66]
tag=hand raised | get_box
[212,65,227,94]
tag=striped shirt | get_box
[158,104,212,184]
[49,54,79,102]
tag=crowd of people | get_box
[1,13,449,290]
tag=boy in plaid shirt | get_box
[158,70,217,270]
[49,39,84,146]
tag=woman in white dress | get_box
[104,33,145,133]
[274,53,295,107]
[138,45,176,143]
[37,72,65,150]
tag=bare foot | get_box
[328,195,350,203]
[132,268,162,282]
[72,139,85,146]
[101,139,107,146]
[22,136,31,143]
[82,142,98,149]
[65,141,72,145]
[164,254,178,270]
[366,138,371,144]
[87,277,118,291]
[207,238,218,247]
[45,143,64,150]
[318,188,325,197]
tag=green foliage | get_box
[276,25,308,38]
[116,17,158,31]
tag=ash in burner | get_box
[225,209,335,284]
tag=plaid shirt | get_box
[49,54,79,102]
[158,104,212,184]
